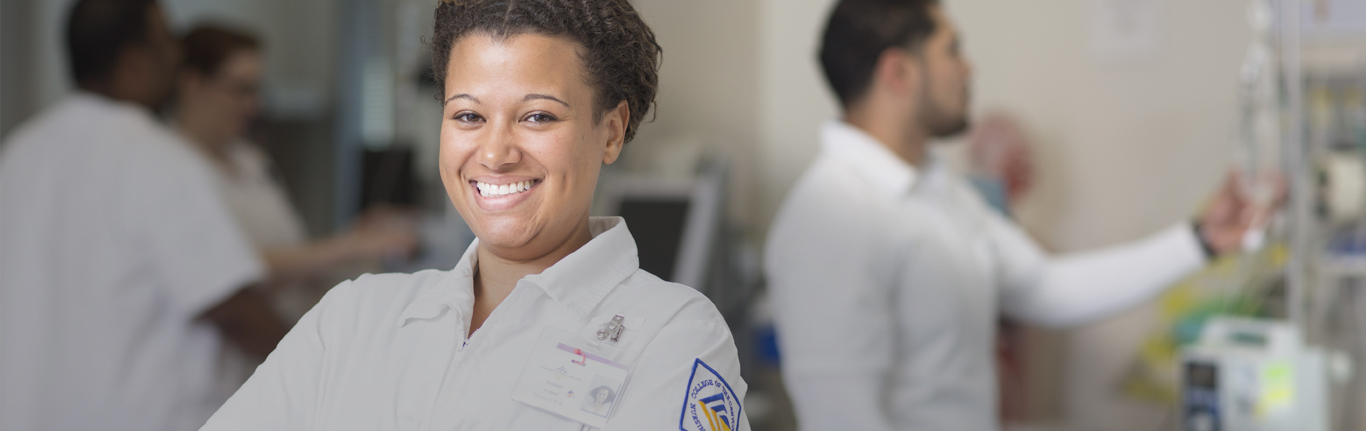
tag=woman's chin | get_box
[461,205,588,262]
[470,219,538,253]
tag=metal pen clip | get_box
[597,315,626,342]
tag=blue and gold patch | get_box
[679,358,741,431]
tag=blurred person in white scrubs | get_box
[175,25,420,291]
[764,1,1284,430]
[0,1,288,430]
[173,24,420,396]
[200,0,748,430]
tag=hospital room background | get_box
[3,0,1366,430]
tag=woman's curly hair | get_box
[432,0,661,144]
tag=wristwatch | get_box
[1191,219,1217,261]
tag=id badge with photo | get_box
[511,326,636,428]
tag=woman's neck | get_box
[469,218,595,333]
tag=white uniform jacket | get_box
[202,217,749,431]
[764,120,1207,431]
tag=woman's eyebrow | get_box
[444,93,480,105]
[442,93,568,108]
[525,94,569,108]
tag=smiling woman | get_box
[198,1,750,430]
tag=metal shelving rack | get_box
[1285,0,1366,428]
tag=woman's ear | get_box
[601,100,629,165]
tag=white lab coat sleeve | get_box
[766,219,898,431]
[199,280,352,431]
[994,212,1207,327]
[130,142,264,320]
[607,297,750,431]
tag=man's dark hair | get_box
[181,24,261,77]
[431,0,662,144]
[819,0,939,107]
[66,0,158,85]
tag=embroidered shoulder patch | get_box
[679,358,742,431]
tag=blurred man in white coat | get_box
[764,0,1282,430]
[0,1,287,430]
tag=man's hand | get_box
[1197,169,1287,256]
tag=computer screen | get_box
[617,198,691,281]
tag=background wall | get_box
[617,0,764,231]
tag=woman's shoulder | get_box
[309,270,454,327]
[588,270,746,429]
[352,268,449,290]
[605,270,729,334]
[332,269,449,300]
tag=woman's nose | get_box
[477,123,521,170]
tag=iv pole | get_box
[1282,0,1307,334]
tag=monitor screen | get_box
[617,197,691,281]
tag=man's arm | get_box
[200,286,288,358]
[998,170,1285,327]
[998,222,1206,327]
[132,132,281,350]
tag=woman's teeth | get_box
[475,180,535,197]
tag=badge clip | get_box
[597,315,626,342]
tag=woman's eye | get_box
[453,112,482,123]
[524,113,558,123]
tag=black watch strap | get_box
[1191,219,1217,261]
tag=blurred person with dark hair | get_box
[173,24,419,394]
[764,0,1283,430]
[200,0,747,430]
[0,1,287,430]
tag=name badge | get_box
[511,327,635,428]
